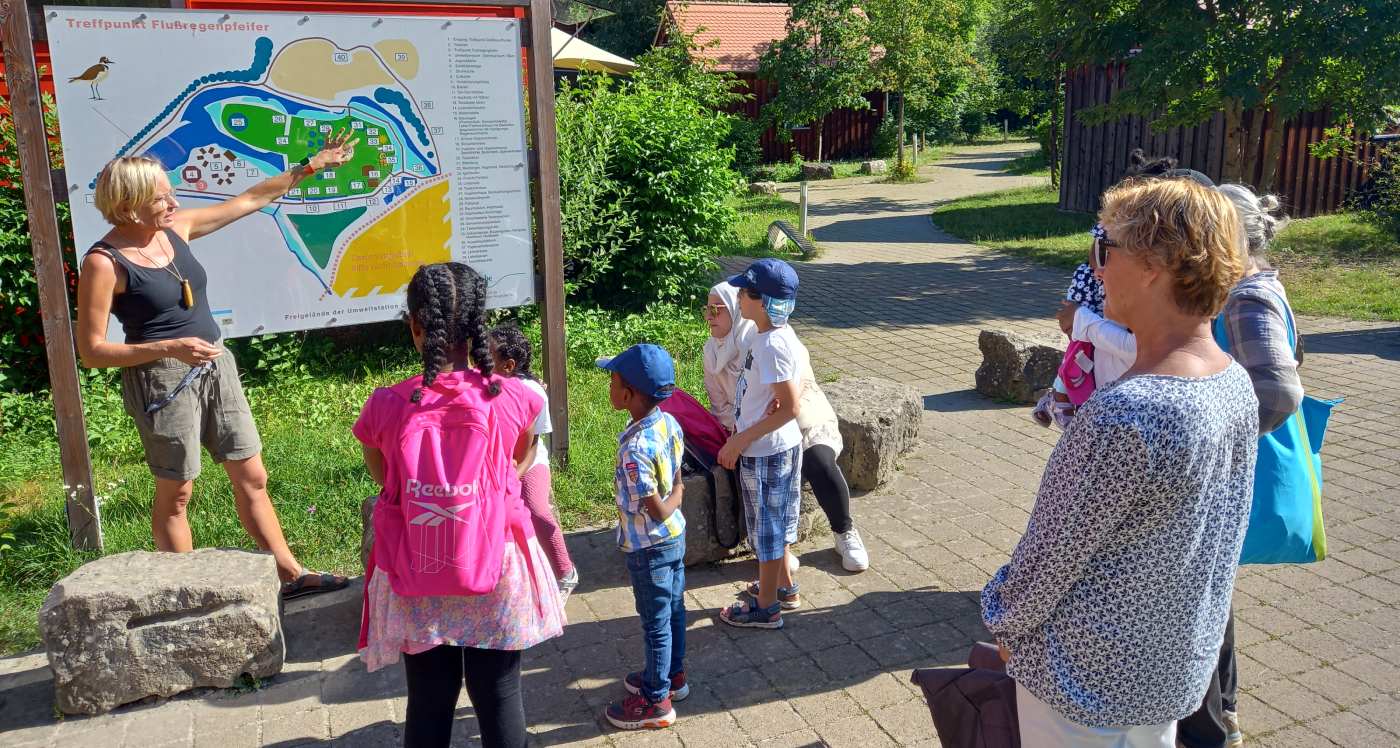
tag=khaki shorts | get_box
[120,348,262,481]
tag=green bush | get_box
[0,93,77,393]
[555,71,739,310]
[873,110,899,158]
[1360,144,1400,239]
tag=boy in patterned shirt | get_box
[596,343,688,730]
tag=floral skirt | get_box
[359,536,566,671]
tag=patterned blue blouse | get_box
[982,366,1259,727]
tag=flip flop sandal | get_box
[719,599,784,629]
[281,569,350,601]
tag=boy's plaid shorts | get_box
[739,445,804,562]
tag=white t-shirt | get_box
[734,325,804,458]
[521,377,552,470]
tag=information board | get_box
[46,7,535,337]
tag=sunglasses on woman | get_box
[1092,235,1119,269]
[702,303,727,318]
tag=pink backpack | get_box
[659,387,728,462]
[1057,340,1097,406]
[372,373,529,597]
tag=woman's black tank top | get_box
[90,229,221,344]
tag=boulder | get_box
[748,181,779,196]
[682,467,827,566]
[823,377,922,490]
[861,159,887,175]
[752,165,781,182]
[800,162,835,180]
[975,330,1065,404]
[681,470,745,566]
[39,549,284,715]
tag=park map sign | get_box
[46,7,536,338]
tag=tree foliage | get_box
[554,39,742,310]
[864,0,980,170]
[0,89,76,393]
[1045,0,1400,190]
[758,0,873,162]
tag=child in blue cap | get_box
[718,258,805,630]
[597,344,689,729]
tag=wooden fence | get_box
[732,74,884,163]
[1060,64,1382,218]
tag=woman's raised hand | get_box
[311,129,360,171]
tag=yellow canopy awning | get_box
[551,28,637,74]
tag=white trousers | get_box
[1017,683,1177,748]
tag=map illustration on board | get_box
[48,9,534,338]
[135,36,446,298]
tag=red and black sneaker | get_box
[623,670,690,701]
[605,693,676,730]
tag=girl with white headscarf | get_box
[703,281,755,432]
[701,280,870,572]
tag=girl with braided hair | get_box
[354,263,564,748]
[489,325,579,601]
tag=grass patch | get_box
[728,192,812,258]
[933,184,1400,320]
[1002,148,1050,177]
[932,184,1092,270]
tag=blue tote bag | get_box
[1213,292,1340,565]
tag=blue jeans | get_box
[625,536,687,703]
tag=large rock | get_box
[800,162,835,180]
[823,377,922,490]
[748,181,779,196]
[861,159,887,175]
[681,470,745,566]
[39,549,284,714]
[682,468,827,566]
[974,330,1065,404]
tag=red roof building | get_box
[656,1,882,163]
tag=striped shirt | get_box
[614,408,686,552]
[1219,271,1304,435]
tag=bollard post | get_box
[799,181,809,237]
[1003,119,1009,142]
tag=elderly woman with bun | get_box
[981,178,1259,746]
[76,134,356,599]
[1177,184,1304,748]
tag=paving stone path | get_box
[3,143,1397,747]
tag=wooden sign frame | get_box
[1,0,569,551]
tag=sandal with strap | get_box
[719,599,784,629]
[281,569,350,601]
[744,580,801,610]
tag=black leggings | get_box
[1177,609,1238,748]
[403,645,526,748]
[802,444,853,534]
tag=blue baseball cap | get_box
[595,344,676,400]
[728,258,799,300]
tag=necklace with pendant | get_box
[135,233,193,309]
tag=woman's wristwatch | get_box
[296,157,318,177]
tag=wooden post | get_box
[2,0,102,550]
[798,181,808,237]
[523,0,569,464]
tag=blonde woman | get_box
[76,136,355,599]
[981,179,1258,746]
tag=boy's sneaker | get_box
[624,671,690,702]
[605,693,676,730]
[719,600,784,629]
[745,580,801,610]
[558,567,579,605]
[835,528,869,572]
